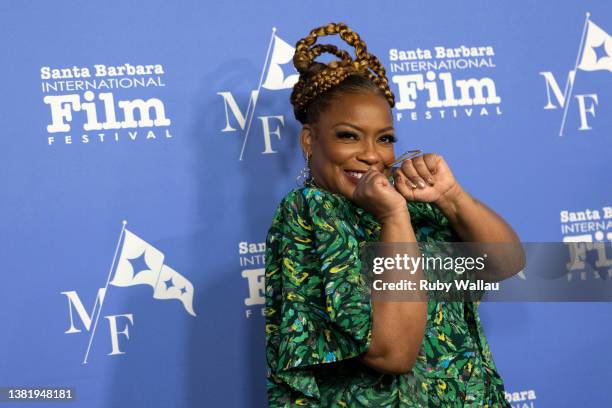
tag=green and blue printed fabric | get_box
[265,187,511,407]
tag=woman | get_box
[265,22,523,407]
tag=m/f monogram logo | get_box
[218,28,298,160]
[540,13,612,136]
[61,288,134,360]
[61,221,196,364]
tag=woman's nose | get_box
[356,141,382,165]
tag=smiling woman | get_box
[299,91,397,198]
[264,22,521,407]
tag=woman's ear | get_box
[299,124,314,157]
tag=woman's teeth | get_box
[347,171,364,179]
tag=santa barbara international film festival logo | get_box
[41,63,173,147]
[386,42,502,122]
[239,241,266,318]
[61,221,196,364]
[540,13,612,136]
[218,28,298,161]
[560,205,612,281]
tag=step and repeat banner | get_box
[1,1,610,407]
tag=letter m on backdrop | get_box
[217,91,259,132]
[61,288,106,333]
[539,71,576,109]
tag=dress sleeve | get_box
[273,188,372,400]
[309,189,372,356]
[409,201,461,243]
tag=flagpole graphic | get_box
[83,220,128,364]
[238,27,277,161]
[238,28,299,160]
[83,221,197,363]
[559,12,590,137]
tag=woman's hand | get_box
[393,153,463,207]
[352,168,409,224]
[393,153,525,279]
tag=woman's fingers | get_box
[423,153,440,176]
[369,169,393,191]
[413,155,435,186]
[354,168,380,199]
[359,168,378,186]
[395,164,416,189]
[393,170,414,200]
[400,159,426,189]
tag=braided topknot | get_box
[290,22,395,124]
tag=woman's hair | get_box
[290,22,395,125]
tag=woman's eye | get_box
[379,135,397,143]
[336,131,358,140]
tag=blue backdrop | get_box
[1,1,610,407]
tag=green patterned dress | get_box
[264,186,510,407]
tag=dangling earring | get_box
[297,154,315,187]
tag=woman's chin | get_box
[336,183,357,200]
[314,177,356,200]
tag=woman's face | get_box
[300,91,396,199]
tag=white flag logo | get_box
[578,20,612,72]
[111,229,196,316]
[261,34,299,90]
[237,29,298,161]
[557,14,610,136]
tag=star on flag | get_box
[578,20,612,72]
[110,229,196,316]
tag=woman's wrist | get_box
[379,207,417,243]
[434,183,468,217]
[378,207,411,227]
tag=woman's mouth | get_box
[344,170,366,185]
